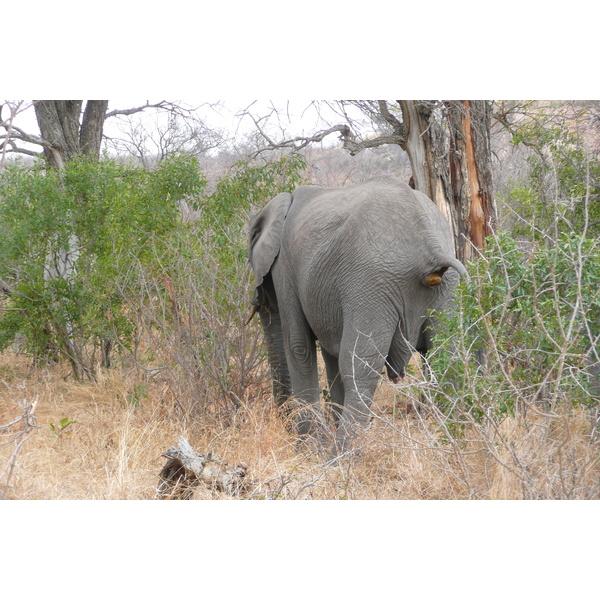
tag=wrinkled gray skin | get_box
[249,178,466,451]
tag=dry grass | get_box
[1,350,599,500]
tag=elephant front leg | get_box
[259,306,292,409]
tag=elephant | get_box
[248,177,467,451]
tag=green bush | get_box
[111,155,307,413]
[0,150,306,403]
[503,111,600,239]
[428,229,600,429]
[201,154,306,264]
[0,154,207,379]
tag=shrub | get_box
[114,154,307,416]
[428,228,600,430]
[0,154,207,379]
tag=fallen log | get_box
[157,437,250,499]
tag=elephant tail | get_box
[444,257,468,278]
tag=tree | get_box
[0,100,209,168]
[33,100,109,168]
[104,109,226,168]
[0,154,207,380]
[242,100,497,263]
[0,100,210,377]
[397,101,495,262]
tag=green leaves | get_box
[502,107,600,239]
[49,417,77,438]
[203,153,306,233]
[429,229,600,429]
[0,150,305,383]
[0,154,206,376]
[199,154,306,281]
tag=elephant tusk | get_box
[245,304,260,326]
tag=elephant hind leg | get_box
[335,326,394,450]
[321,347,344,426]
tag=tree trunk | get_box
[398,100,496,263]
[80,101,109,159]
[34,100,108,167]
[34,100,110,379]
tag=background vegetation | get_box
[1,100,598,500]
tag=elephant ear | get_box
[249,192,293,299]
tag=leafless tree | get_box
[104,105,227,168]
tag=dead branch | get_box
[0,278,13,297]
[0,102,50,150]
[157,436,250,499]
[105,100,205,120]
[0,400,38,499]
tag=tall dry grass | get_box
[2,348,598,500]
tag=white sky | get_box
[4,99,369,159]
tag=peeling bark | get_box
[449,100,495,261]
[399,100,454,223]
[398,100,496,263]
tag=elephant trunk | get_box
[258,306,292,408]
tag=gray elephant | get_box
[248,177,466,450]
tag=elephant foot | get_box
[295,428,336,461]
[386,363,405,385]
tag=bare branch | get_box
[1,101,46,166]
[1,401,38,499]
[0,139,43,157]
[341,132,407,156]
[0,278,14,296]
[240,100,408,159]
[105,100,199,119]
[248,124,353,158]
